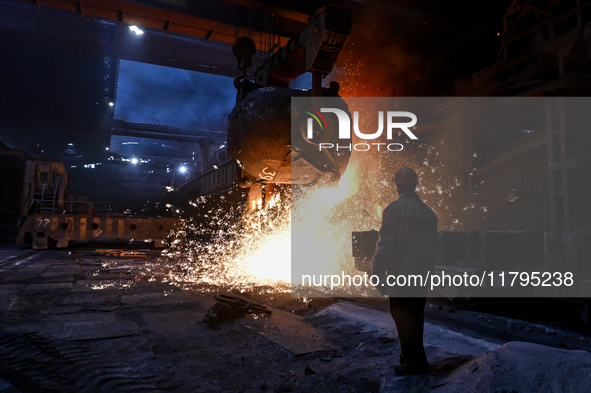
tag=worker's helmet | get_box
[393,167,419,185]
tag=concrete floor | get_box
[1,247,590,392]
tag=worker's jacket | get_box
[372,191,438,296]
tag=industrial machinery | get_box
[14,157,181,249]
[227,5,352,189]
[20,159,75,216]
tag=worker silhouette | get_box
[372,167,438,376]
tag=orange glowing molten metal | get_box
[159,159,372,294]
[244,163,359,285]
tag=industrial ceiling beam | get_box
[214,0,310,23]
[109,120,227,145]
[0,0,266,76]
[8,0,304,46]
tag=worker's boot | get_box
[399,353,406,365]
[394,360,430,376]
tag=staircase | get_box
[33,177,60,214]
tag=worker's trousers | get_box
[388,297,429,368]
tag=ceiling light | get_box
[129,25,144,35]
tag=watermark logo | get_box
[302,107,418,152]
[303,106,329,134]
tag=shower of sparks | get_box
[141,93,496,295]
[155,192,292,294]
[145,137,475,295]
[148,159,381,295]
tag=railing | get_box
[32,200,113,216]
[208,147,231,167]
[197,179,236,196]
